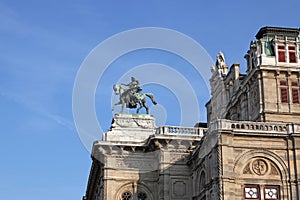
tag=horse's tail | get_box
[146,93,157,105]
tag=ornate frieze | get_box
[111,113,155,129]
[241,157,280,177]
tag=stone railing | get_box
[209,119,289,133]
[156,126,206,136]
[230,122,287,132]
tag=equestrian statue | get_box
[112,77,157,114]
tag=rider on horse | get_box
[113,77,157,114]
[123,77,142,108]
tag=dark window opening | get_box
[138,192,147,200]
[291,81,299,103]
[277,45,286,62]
[121,191,133,200]
[288,46,297,63]
[280,80,288,103]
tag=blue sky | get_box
[0,1,299,199]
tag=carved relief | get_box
[251,159,268,175]
[270,163,279,175]
[134,118,153,128]
[115,118,135,127]
[114,158,155,170]
[241,157,281,177]
[169,153,187,163]
[154,140,162,149]
[242,163,252,174]
[112,114,155,129]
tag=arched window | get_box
[121,191,133,200]
[240,157,283,200]
[117,184,152,200]
[137,191,147,200]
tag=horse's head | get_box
[113,84,120,95]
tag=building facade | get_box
[83,26,300,200]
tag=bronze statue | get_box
[112,77,157,114]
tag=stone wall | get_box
[190,119,300,200]
[85,114,205,200]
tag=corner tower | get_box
[194,26,300,200]
[207,26,300,123]
[245,26,300,122]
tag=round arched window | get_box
[121,191,133,200]
[137,192,147,200]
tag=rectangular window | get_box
[291,81,299,103]
[280,88,288,103]
[288,46,297,63]
[291,82,298,86]
[264,186,280,200]
[244,185,260,199]
[280,80,288,103]
[280,80,287,86]
[277,45,286,62]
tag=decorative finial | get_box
[215,51,228,76]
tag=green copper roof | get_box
[256,26,300,39]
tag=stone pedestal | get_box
[87,113,204,200]
[103,113,156,142]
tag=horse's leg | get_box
[112,101,121,111]
[115,97,125,113]
[121,101,125,113]
[143,102,149,114]
[136,102,143,114]
[141,98,149,114]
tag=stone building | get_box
[83,26,300,200]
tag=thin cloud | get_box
[0,87,75,133]
[46,114,75,132]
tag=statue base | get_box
[103,113,156,143]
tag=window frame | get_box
[244,185,260,200]
[291,81,300,104]
[288,45,297,63]
[121,191,133,200]
[137,191,148,200]
[277,45,286,62]
[279,80,288,103]
[264,185,280,200]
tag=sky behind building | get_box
[0,1,299,199]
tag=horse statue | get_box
[112,83,157,114]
